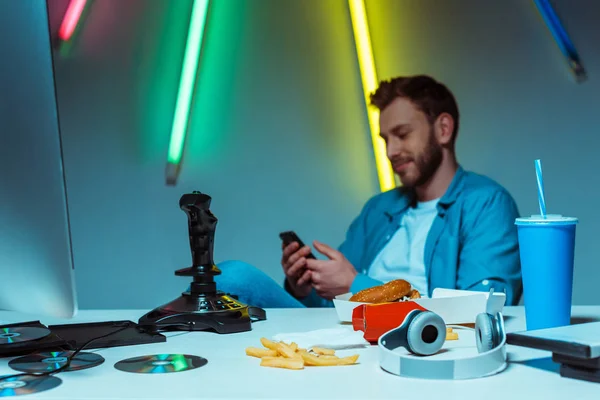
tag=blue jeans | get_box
[210,260,306,308]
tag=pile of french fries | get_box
[245,337,359,370]
[247,328,457,370]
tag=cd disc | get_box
[9,351,105,373]
[114,354,207,374]
[0,375,61,397]
[0,327,50,344]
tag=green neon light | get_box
[166,0,209,171]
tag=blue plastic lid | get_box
[515,214,578,226]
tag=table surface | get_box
[1,306,600,399]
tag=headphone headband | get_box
[378,312,507,380]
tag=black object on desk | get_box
[506,321,600,384]
[0,320,166,358]
[138,191,267,334]
[48,320,166,350]
[560,363,600,383]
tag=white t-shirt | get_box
[367,198,440,295]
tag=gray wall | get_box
[45,0,599,308]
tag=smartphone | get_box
[279,231,316,259]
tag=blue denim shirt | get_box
[295,166,523,307]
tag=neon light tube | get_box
[166,0,210,185]
[348,0,395,192]
[533,0,586,82]
[58,0,88,42]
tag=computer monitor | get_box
[0,0,77,319]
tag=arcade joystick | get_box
[138,191,266,333]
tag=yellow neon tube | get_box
[348,0,396,192]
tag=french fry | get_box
[316,355,338,359]
[260,356,304,370]
[446,331,459,341]
[446,327,453,333]
[245,347,278,358]
[289,342,298,352]
[300,351,359,366]
[260,337,279,351]
[311,347,335,356]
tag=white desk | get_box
[1,306,600,399]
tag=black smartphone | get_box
[279,231,316,259]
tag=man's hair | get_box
[370,75,460,140]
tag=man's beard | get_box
[392,129,443,188]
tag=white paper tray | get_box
[333,288,506,324]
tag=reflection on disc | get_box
[0,327,50,344]
[9,351,105,373]
[0,375,61,397]
[114,354,207,374]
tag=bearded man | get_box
[212,75,523,307]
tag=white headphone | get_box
[378,309,507,380]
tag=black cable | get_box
[0,322,133,382]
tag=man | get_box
[215,75,522,307]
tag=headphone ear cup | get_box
[475,313,495,353]
[405,311,446,356]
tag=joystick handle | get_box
[174,191,229,297]
[175,191,221,288]
[180,191,217,269]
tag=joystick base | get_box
[138,290,266,334]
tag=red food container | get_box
[352,301,428,342]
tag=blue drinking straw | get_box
[535,159,547,218]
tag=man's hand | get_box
[281,241,313,298]
[306,240,357,300]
